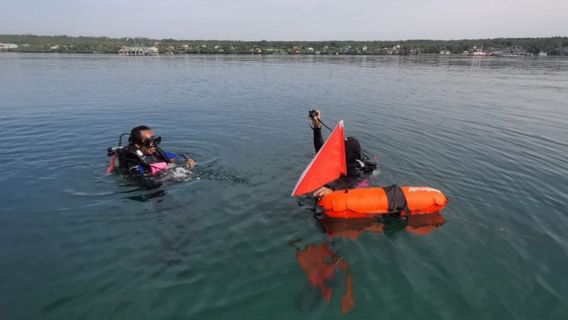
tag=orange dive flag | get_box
[292,121,346,196]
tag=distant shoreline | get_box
[1,34,567,56]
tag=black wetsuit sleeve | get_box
[313,127,324,153]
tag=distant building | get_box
[440,50,451,55]
[118,46,159,55]
[0,43,18,50]
[497,47,531,57]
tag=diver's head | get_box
[130,125,161,155]
[345,136,362,164]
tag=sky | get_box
[1,0,566,41]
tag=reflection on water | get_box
[293,212,445,314]
[192,166,250,184]
[108,163,249,202]
[292,241,354,315]
[320,212,445,240]
[124,189,168,202]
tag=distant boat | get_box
[466,44,495,57]
[471,48,495,56]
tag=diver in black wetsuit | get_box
[309,110,376,197]
[107,125,196,188]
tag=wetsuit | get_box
[312,127,368,190]
[117,145,177,188]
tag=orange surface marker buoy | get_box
[319,186,448,219]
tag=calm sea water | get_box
[1,53,567,319]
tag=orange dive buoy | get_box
[319,185,448,219]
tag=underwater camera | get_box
[308,109,319,119]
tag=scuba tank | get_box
[106,133,130,174]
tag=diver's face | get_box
[138,129,157,155]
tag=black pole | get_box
[313,196,319,212]
[318,119,333,131]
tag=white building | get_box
[118,46,159,55]
[0,43,18,50]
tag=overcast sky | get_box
[1,0,566,40]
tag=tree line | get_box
[1,34,567,55]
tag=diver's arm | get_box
[161,150,177,163]
[186,158,196,169]
[313,127,324,153]
[310,110,324,152]
[315,172,364,197]
[331,174,363,190]
[314,181,345,197]
[172,152,197,169]
[313,186,333,198]
[160,149,196,168]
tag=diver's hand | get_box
[311,110,321,128]
[186,158,197,169]
[313,186,333,198]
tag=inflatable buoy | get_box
[319,185,448,219]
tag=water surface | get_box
[1,54,567,319]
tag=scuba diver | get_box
[308,110,377,198]
[107,125,197,188]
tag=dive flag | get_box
[292,121,347,196]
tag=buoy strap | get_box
[383,184,410,214]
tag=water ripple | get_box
[1,54,568,319]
